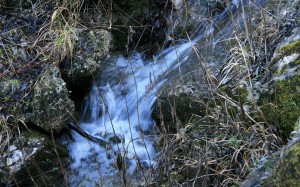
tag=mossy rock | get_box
[152,76,210,133]
[153,92,206,132]
[272,141,300,186]
[30,65,75,135]
[280,40,300,56]
[260,75,300,141]
[261,117,300,186]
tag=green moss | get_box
[279,40,300,56]
[272,40,300,69]
[220,86,249,104]
[260,75,300,141]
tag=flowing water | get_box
[67,42,197,186]
[66,1,266,186]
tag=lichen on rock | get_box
[30,64,75,134]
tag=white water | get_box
[67,41,196,186]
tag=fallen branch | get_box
[67,122,108,147]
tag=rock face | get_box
[0,130,69,186]
[60,29,112,90]
[30,65,75,134]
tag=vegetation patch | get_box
[279,40,300,56]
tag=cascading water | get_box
[67,41,196,186]
[65,1,262,185]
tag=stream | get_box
[65,1,265,186]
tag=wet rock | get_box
[0,130,69,186]
[30,65,75,135]
[60,29,112,91]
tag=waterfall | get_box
[67,41,196,186]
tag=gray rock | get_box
[30,65,75,134]
[152,69,209,131]
[0,130,69,186]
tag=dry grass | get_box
[153,1,288,186]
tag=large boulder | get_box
[60,29,112,90]
[0,130,69,186]
[152,70,209,132]
[30,65,75,135]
